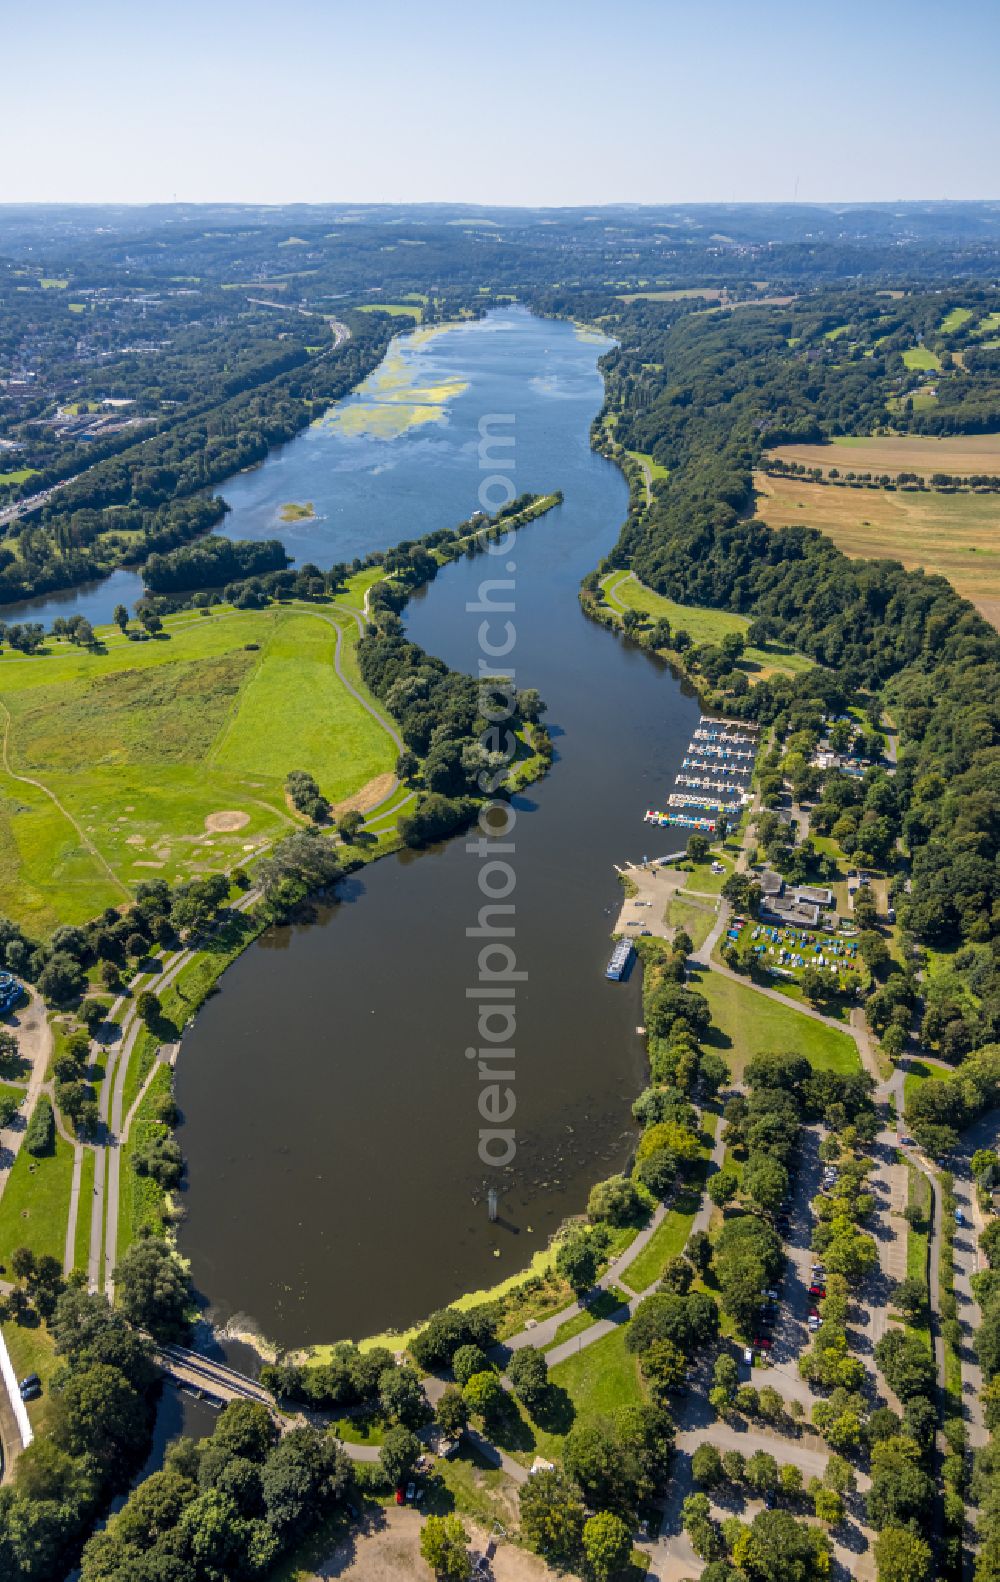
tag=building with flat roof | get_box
[757,870,785,897]
[794,885,834,908]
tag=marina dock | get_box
[644,715,760,834]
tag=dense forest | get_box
[577,288,1000,966]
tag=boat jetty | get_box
[644,715,760,834]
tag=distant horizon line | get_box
[1,197,999,211]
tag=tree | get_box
[722,1449,746,1482]
[757,1385,784,1423]
[378,1364,427,1428]
[745,1451,778,1496]
[556,1226,600,1296]
[38,952,87,1006]
[874,1330,936,1402]
[519,1467,586,1568]
[588,1174,643,1227]
[626,1290,718,1359]
[890,1276,926,1321]
[113,604,129,634]
[660,1256,694,1294]
[812,1485,844,1525]
[451,1344,488,1388]
[582,1511,631,1581]
[379,1425,421,1489]
[436,1386,469,1439]
[113,1237,191,1341]
[136,990,161,1025]
[873,1525,933,1582]
[800,964,831,1004]
[780,1462,804,1497]
[508,1346,548,1413]
[692,1443,724,1487]
[51,1362,146,1476]
[743,1156,789,1216]
[463,1370,504,1426]
[642,1338,688,1401]
[733,1508,832,1580]
[707,1169,739,1208]
[687,835,710,863]
[688,1231,713,1272]
[867,1436,934,1530]
[260,1426,349,1538]
[420,1513,472,1581]
[338,809,364,843]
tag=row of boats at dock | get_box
[607,718,762,981]
[644,715,760,834]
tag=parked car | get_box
[900,1136,916,1147]
[18,1373,40,1401]
[956,1208,965,1225]
[395,1487,406,1505]
[809,1284,826,1299]
[405,1482,416,1503]
[752,1335,773,1350]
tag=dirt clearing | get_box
[204,810,252,833]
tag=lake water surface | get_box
[172,309,699,1348]
[41,309,699,1350]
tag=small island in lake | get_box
[279,500,317,521]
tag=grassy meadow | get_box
[690,965,860,1080]
[902,346,942,371]
[0,600,396,931]
[755,469,1000,627]
[599,570,810,680]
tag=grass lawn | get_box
[332,1414,385,1446]
[0,469,38,487]
[623,1192,701,1295]
[550,1324,645,1417]
[600,571,809,679]
[335,566,385,612]
[905,1164,932,1355]
[0,603,396,931]
[355,302,423,321]
[74,1146,94,1273]
[0,1130,75,1266]
[550,1287,630,1348]
[940,308,973,333]
[755,470,1000,628]
[902,346,942,371]
[3,1319,57,1434]
[617,288,723,304]
[679,850,737,896]
[665,894,715,951]
[118,1063,173,1255]
[521,1326,646,1466]
[690,966,860,1080]
[627,449,670,484]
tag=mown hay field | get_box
[767,432,1000,477]
[755,471,1000,629]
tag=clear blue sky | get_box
[8,0,999,205]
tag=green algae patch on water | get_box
[322,328,469,440]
